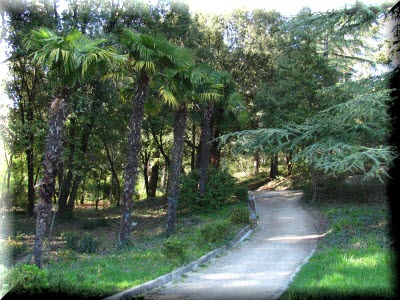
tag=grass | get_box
[280,191,395,299]
[0,196,249,298]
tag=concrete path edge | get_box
[104,224,255,300]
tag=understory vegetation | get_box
[281,178,394,300]
[0,168,251,298]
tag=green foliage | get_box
[229,206,250,224]
[199,220,231,244]
[179,168,237,214]
[234,186,248,202]
[6,264,49,295]
[81,218,109,230]
[1,238,29,260]
[220,76,396,182]
[162,238,187,262]
[63,231,99,254]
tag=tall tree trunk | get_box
[166,104,187,236]
[66,96,100,216]
[285,151,293,176]
[104,141,121,205]
[142,150,150,197]
[161,163,168,192]
[58,117,76,217]
[199,104,214,196]
[269,153,279,179]
[26,147,35,216]
[253,150,260,176]
[33,88,69,268]
[120,71,149,243]
[210,126,221,168]
[190,122,196,171]
[148,151,160,198]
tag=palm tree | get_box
[161,67,223,235]
[25,27,120,268]
[118,29,193,243]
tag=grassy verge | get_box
[0,199,249,298]
[280,200,395,300]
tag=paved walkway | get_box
[144,190,323,300]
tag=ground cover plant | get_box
[280,180,394,300]
[0,192,250,298]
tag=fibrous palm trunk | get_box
[166,104,187,236]
[199,104,214,196]
[33,88,69,268]
[119,71,149,243]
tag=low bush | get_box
[179,168,237,214]
[6,264,49,295]
[230,206,250,224]
[234,186,248,202]
[81,218,109,230]
[62,231,99,254]
[1,238,29,260]
[199,220,230,244]
[162,238,187,262]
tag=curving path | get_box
[144,190,324,300]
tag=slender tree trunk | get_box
[161,163,168,192]
[148,151,160,198]
[210,126,221,168]
[142,151,150,197]
[199,104,214,196]
[104,141,121,205]
[269,153,279,179]
[33,88,69,268]
[26,148,35,216]
[253,150,260,176]
[285,151,293,176]
[120,71,149,243]
[191,122,196,171]
[58,118,76,217]
[166,104,187,236]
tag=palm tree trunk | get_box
[33,88,69,268]
[166,104,187,236]
[199,104,214,196]
[120,71,149,243]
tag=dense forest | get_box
[0,0,398,276]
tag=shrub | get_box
[63,231,80,251]
[230,206,250,224]
[199,220,230,244]
[234,186,248,202]
[179,168,237,214]
[6,264,49,295]
[62,231,99,254]
[1,238,29,260]
[162,238,187,262]
[77,233,99,254]
[81,218,109,230]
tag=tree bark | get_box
[33,87,69,268]
[148,151,160,198]
[142,150,150,196]
[166,104,187,236]
[253,150,260,176]
[210,126,221,168]
[285,151,293,176]
[198,104,214,196]
[120,71,149,243]
[104,141,121,205]
[269,153,279,179]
